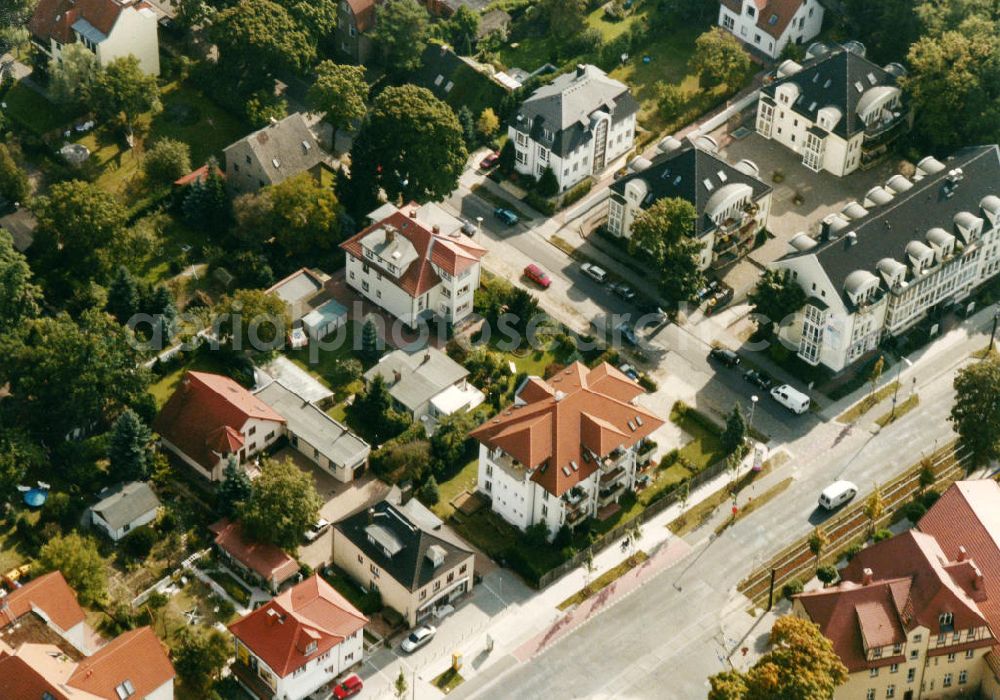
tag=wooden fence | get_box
[737,442,971,607]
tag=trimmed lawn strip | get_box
[432,668,465,693]
[668,456,779,537]
[715,477,794,535]
[431,457,479,521]
[669,403,726,472]
[836,381,900,424]
[207,570,252,606]
[148,350,235,407]
[320,566,382,614]
[556,551,648,610]
[874,394,920,428]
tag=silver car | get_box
[400,625,436,653]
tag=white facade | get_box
[718,0,823,59]
[476,442,645,538]
[39,3,160,75]
[235,630,363,700]
[92,506,158,542]
[159,415,284,482]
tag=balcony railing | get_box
[598,484,625,505]
[567,507,588,525]
[600,465,627,486]
[863,113,907,146]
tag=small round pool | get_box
[24,489,48,508]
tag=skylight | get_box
[570,460,579,471]
[768,13,778,24]
[812,73,819,83]
[823,79,831,88]
[808,101,817,112]
[854,81,864,93]
[635,415,644,427]
[561,466,571,476]
[703,178,714,191]
[673,175,682,186]
[867,72,877,85]
[627,420,636,431]
[660,167,671,180]
[717,170,728,182]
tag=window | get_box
[357,554,363,563]
[265,431,275,441]
[893,643,902,655]
[246,155,252,165]
[966,649,975,659]
[910,650,919,660]
[947,653,955,662]
[943,673,953,688]
[959,670,968,685]
[362,280,369,292]
[486,465,493,477]
[370,563,379,577]
[484,481,492,492]
[722,13,735,30]
[433,580,441,592]
[447,572,454,583]
[870,668,879,678]
[885,686,895,699]
[873,647,883,659]
[542,504,548,517]
[906,668,915,683]
[866,691,875,700]
[515,149,527,166]
[890,663,898,673]
[419,589,426,600]
[460,564,467,574]
[248,426,256,436]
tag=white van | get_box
[818,480,858,510]
[770,384,810,414]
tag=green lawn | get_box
[4,81,81,135]
[148,350,236,408]
[431,456,479,520]
[505,344,559,378]
[320,566,382,614]
[670,404,727,472]
[287,321,364,399]
[585,4,647,42]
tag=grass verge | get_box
[556,551,648,610]
[432,668,465,693]
[836,381,900,423]
[874,394,920,428]
[714,478,794,535]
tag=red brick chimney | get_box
[957,546,968,562]
[862,568,874,585]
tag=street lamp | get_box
[989,309,1000,355]
[890,357,914,420]
[476,216,484,236]
[747,395,759,438]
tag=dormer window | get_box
[939,612,954,631]
[306,641,317,655]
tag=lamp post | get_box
[476,216,484,236]
[890,357,914,420]
[989,309,1000,355]
[747,395,759,437]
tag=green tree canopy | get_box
[215,288,290,351]
[373,0,430,74]
[721,404,747,455]
[182,158,231,232]
[143,138,192,186]
[307,61,368,133]
[541,0,586,43]
[951,355,1000,464]
[211,0,316,80]
[0,429,42,506]
[430,411,474,474]
[361,317,381,362]
[49,43,99,108]
[107,408,154,482]
[747,268,806,329]
[628,197,703,303]
[447,5,479,55]
[91,55,162,142]
[173,627,232,693]
[0,0,37,53]
[0,143,29,205]
[0,228,41,335]
[348,84,467,210]
[476,108,500,140]
[841,0,922,65]
[241,457,322,549]
[268,173,344,257]
[348,374,411,445]
[689,28,751,88]
[537,166,559,197]
[106,265,140,324]
[217,457,252,518]
[38,533,107,605]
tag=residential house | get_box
[254,380,370,483]
[770,145,1000,373]
[223,113,327,194]
[229,574,367,700]
[756,42,910,176]
[154,371,286,482]
[717,0,823,60]
[266,267,347,344]
[608,137,772,270]
[0,573,174,699]
[335,0,377,64]
[470,362,663,536]
[341,202,487,328]
[210,519,301,593]
[509,64,638,192]
[363,346,484,428]
[90,481,161,542]
[333,501,475,627]
[792,480,1000,699]
[29,0,160,75]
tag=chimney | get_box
[845,231,857,248]
[576,64,586,78]
[957,546,968,562]
[422,352,431,365]
[400,481,413,505]
[862,568,874,585]
[409,209,418,219]
[432,225,440,234]
[367,507,375,525]
[385,226,395,244]
[973,565,984,590]
[393,369,402,384]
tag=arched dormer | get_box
[775,82,800,107]
[842,201,869,220]
[864,186,893,208]
[916,156,946,178]
[905,240,934,274]
[705,183,754,225]
[980,195,1000,228]
[885,175,913,195]
[856,86,902,127]
[926,227,955,262]
[844,270,880,306]
[876,258,906,289]
[623,178,648,205]
[953,211,984,244]
[816,106,842,132]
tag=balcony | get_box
[231,661,276,700]
[567,507,589,526]
[601,449,629,470]
[600,465,627,486]
[563,486,587,507]
[598,483,625,505]
[636,440,656,464]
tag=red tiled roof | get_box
[209,519,300,584]
[173,164,224,187]
[153,371,285,470]
[717,0,805,40]
[68,626,175,698]
[0,572,85,634]
[339,210,486,299]
[229,574,367,677]
[0,654,67,699]
[469,362,663,497]
[29,0,127,44]
[346,0,376,32]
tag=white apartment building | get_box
[771,145,1000,373]
[756,42,910,177]
[718,0,823,59]
[608,136,772,270]
[470,362,662,537]
[341,203,486,328]
[29,0,160,75]
[509,64,637,193]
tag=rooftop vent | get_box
[845,231,858,247]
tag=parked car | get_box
[818,481,858,510]
[304,518,330,542]
[494,207,519,226]
[697,280,720,302]
[705,286,734,315]
[331,675,364,699]
[580,262,608,283]
[618,363,640,381]
[709,347,740,367]
[401,625,436,653]
[614,321,639,346]
[770,384,810,414]
[743,368,773,390]
[460,219,477,236]
[523,263,552,289]
[610,282,637,300]
[479,151,500,170]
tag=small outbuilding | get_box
[91,482,161,542]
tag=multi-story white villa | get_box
[608,137,772,270]
[341,203,486,328]
[717,0,823,60]
[470,362,663,537]
[509,64,637,193]
[29,0,160,75]
[771,145,1000,373]
[755,42,910,177]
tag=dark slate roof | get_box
[335,501,472,592]
[762,45,901,140]
[512,65,638,158]
[609,141,771,238]
[782,145,1000,306]
[92,482,160,532]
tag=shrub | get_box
[638,374,658,392]
[844,542,864,561]
[121,527,157,560]
[816,565,839,585]
[873,529,893,543]
[524,191,555,215]
[561,178,592,208]
[660,449,680,468]
[781,578,803,600]
[536,166,559,198]
[143,138,192,185]
[902,500,927,523]
[921,489,940,509]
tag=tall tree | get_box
[373,0,430,75]
[950,356,1000,464]
[0,228,41,335]
[541,0,585,43]
[150,284,178,342]
[361,316,380,362]
[348,374,410,445]
[348,85,467,210]
[214,288,290,351]
[841,0,922,65]
[863,486,884,535]
[107,408,154,482]
[721,405,747,455]
[48,43,100,108]
[182,158,231,232]
[447,5,479,55]
[90,56,162,143]
[172,627,232,693]
[0,143,30,205]
[457,105,476,147]
[747,269,806,329]
[628,197,703,303]
[430,411,474,474]
[241,457,322,549]
[106,266,140,324]
[211,0,316,79]
[476,108,500,141]
[143,138,192,186]
[0,429,42,506]
[307,61,368,133]
[217,457,252,518]
[0,0,36,54]
[268,173,344,257]
[689,29,750,88]
[38,534,107,605]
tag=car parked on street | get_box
[479,151,500,170]
[494,207,518,226]
[743,369,772,390]
[401,625,436,653]
[580,263,608,283]
[523,263,552,289]
[613,321,638,346]
[610,282,637,300]
[331,674,364,699]
[709,347,740,367]
[818,481,858,510]
[770,384,810,414]
[304,518,330,542]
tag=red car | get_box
[524,263,552,289]
[480,151,500,170]
[332,674,363,699]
